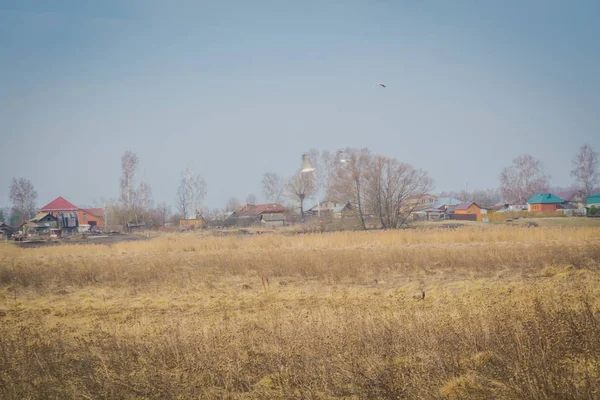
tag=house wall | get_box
[261,212,285,219]
[320,201,338,210]
[455,204,481,215]
[530,203,559,212]
[79,211,103,227]
[46,210,104,228]
[333,210,353,219]
[419,195,437,205]
[180,219,203,229]
[262,220,284,227]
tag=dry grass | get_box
[484,210,566,222]
[508,217,600,227]
[1,226,600,399]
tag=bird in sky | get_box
[373,83,386,88]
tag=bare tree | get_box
[120,151,139,210]
[156,202,171,226]
[169,213,183,224]
[306,149,334,201]
[137,179,153,210]
[203,208,220,221]
[226,197,241,212]
[176,167,207,219]
[262,172,284,204]
[438,188,501,208]
[329,148,372,230]
[366,156,433,229]
[571,144,599,197]
[246,193,257,205]
[9,178,38,222]
[500,154,550,204]
[131,178,153,223]
[286,169,316,220]
[176,180,190,220]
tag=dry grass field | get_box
[1,226,600,399]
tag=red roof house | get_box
[40,196,78,212]
[40,197,104,228]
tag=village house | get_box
[0,222,15,241]
[178,209,205,230]
[402,194,438,217]
[25,212,58,236]
[554,190,586,209]
[586,194,600,217]
[261,214,285,227]
[415,197,463,220]
[527,194,565,212]
[179,216,204,230]
[237,203,286,218]
[305,200,343,216]
[453,202,487,221]
[332,203,353,218]
[412,193,438,208]
[231,203,287,226]
[454,202,485,215]
[40,197,104,229]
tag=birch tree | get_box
[262,172,284,204]
[226,197,241,212]
[120,151,139,210]
[307,148,335,204]
[500,154,550,204]
[571,144,599,197]
[9,178,38,221]
[176,167,207,219]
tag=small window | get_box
[83,213,87,221]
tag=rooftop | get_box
[431,197,463,209]
[81,208,104,217]
[332,203,351,213]
[554,190,582,202]
[455,202,483,210]
[586,194,600,205]
[527,193,565,204]
[40,196,78,211]
[237,203,286,215]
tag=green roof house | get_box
[527,193,565,212]
[585,194,600,217]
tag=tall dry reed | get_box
[1,226,599,399]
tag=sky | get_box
[1,0,599,210]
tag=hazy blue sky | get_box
[1,1,599,209]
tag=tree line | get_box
[105,151,207,227]
[267,148,435,229]
[2,144,599,227]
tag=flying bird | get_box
[373,83,386,88]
